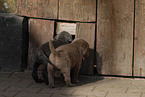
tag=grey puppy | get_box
[32,31,72,85]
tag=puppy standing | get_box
[48,39,89,87]
[31,31,72,85]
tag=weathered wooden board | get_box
[76,23,96,75]
[28,19,54,69]
[76,23,95,49]
[134,0,145,76]
[16,0,58,19]
[37,0,58,19]
[59,0,96,22]
[27,0,38,17]
[16,0,28,16]
[97,0,134,76]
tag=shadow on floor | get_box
[76,75,104,86]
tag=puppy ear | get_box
[81,43,88,55]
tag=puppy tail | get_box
[49,40,59,57]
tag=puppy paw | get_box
[35,79,43,83]
[67,84,75,87]
[43,78,49,85]
[72,80,80,83]
[75,80,80,83]
[49,86,55,88]
[44,81,49,85]
[49,84,55,88]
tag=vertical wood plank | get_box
[134,0,145,76]
[76,23,96,75]
[28,19,54,68]
[76,23,95,49]
[59,0,96,22]
[97,0,134,75]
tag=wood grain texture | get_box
[16,0,58,19]
[37,0,58,19]
[27,0,38,17]
[97,0,134,76]
[134,0,145,76]
[76,23,95,49]
[59,0,96,22]
[76,23,96,75]
[16,0,28,16]
[28,19,54,68]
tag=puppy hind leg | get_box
[62,69,75,87]
[41,61,49,85]
[32,62,43,83]
[48,64,55,88]
[42,66,48,85]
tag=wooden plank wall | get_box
[97,0,134,76]
[16,0,27,16]
[28,19,54,68]
[16,0,97,74]
[15,0,145,76]
[16,0,58,19]
[16,0,96,21]
[59,0,96,22]
[134,0,145,77]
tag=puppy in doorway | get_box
[48,39,89,88]
[32,31,72,85]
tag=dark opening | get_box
[21,17,29,71]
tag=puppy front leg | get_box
[42,66,48,85]
[47,64,55,88]
[62,69,75,87]
[71,62,81,83]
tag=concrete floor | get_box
[0,71,145,97]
